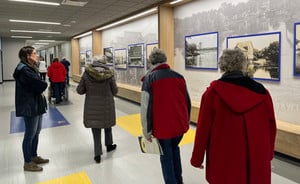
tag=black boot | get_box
[94,155,101,163]
[106,144,117,152]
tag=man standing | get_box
[61,57,70,85]
[140,48,191,184]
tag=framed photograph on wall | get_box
[86,50,92,64]
[146,43,158,69]
[294,22,300,76]
[185,32,218,70]
[114,48,127,70]
[128,43,144,67]
[104,47,113,65]
[80,52,86,74]
[227,32,281,81]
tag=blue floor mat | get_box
[10,106,70,134]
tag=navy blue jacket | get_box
[13,61,48,117]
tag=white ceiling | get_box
[0,0,169,46]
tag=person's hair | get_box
[218,48,247,73]
[149,48,167,65]
[18,46,35,63]
[92,55,107,64]
[52,58,59,62]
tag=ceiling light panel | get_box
[8,0,60,6]
[9,19,61,25]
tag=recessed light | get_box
[9,19,61,25]
[8,0,60,6]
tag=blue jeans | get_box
[159,135,183,184]
[22,115,43,163]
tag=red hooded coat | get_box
[191,77,276,184]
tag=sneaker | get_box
[32,156,49,164]
[24,162,43,172]
[106,144,117,152]
[94,155,101,163]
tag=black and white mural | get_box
[174,0,300,124]
[102,14,158,86]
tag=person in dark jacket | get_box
[76,55,118,164]
[61,57,70,85]
[13,46,49,172]
[141,48,191,184]
[190,48,277,184]
[47,58,66,104]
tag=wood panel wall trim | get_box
[158,5,174,68]
[93,31,102,56]
[71,39,80,77]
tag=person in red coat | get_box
[190,48,277,184]
[141,48,191,184]
[47,58,66,104]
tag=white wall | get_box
[2,38,25,81]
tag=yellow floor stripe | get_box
[37,171,92,184]
[116,113,195,145]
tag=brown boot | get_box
[32,156,49,164]
[24,162,43,172]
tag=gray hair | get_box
[92,55,107,64]
[149,48,167,65]
[218,48,247,73]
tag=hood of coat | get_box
[13,61,37,78]
[209,77,267,114]
[50,61,64,69]
[85,63,114,82]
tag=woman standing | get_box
[190,48,276,184]
[77,55,118,163]
[13,46,49,172]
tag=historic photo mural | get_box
[294,22,300,76]
[104,47,113,65]
[227,32,281,81]
[128,43,144,67]
[114,48,127,69]
[146,43,158,69]
[185,32,218,70]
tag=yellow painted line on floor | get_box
[37,171,92,184]
[116,113,195,145]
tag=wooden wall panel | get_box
[158,6,174,68]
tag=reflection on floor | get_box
[0,81,299,184]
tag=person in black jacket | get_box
[13,46,49,172]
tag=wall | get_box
[0,37,2,83]
[173,0,300,125]
[1,38,25,80]
[102,14,158,87]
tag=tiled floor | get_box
[0,81,299,184]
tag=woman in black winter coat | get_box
[13,46,49,172]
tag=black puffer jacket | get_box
[13,61,48,117]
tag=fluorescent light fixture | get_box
[39,40,55,42]
[11,30,61,34]
[8,0,60,6]
[73,31,92,39]
[11,35,32,38]
[170,0,183,5]
[34,42,49,45]
[96,7,157,31]
[9,19,61,25]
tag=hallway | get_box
[0,81,299,184]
